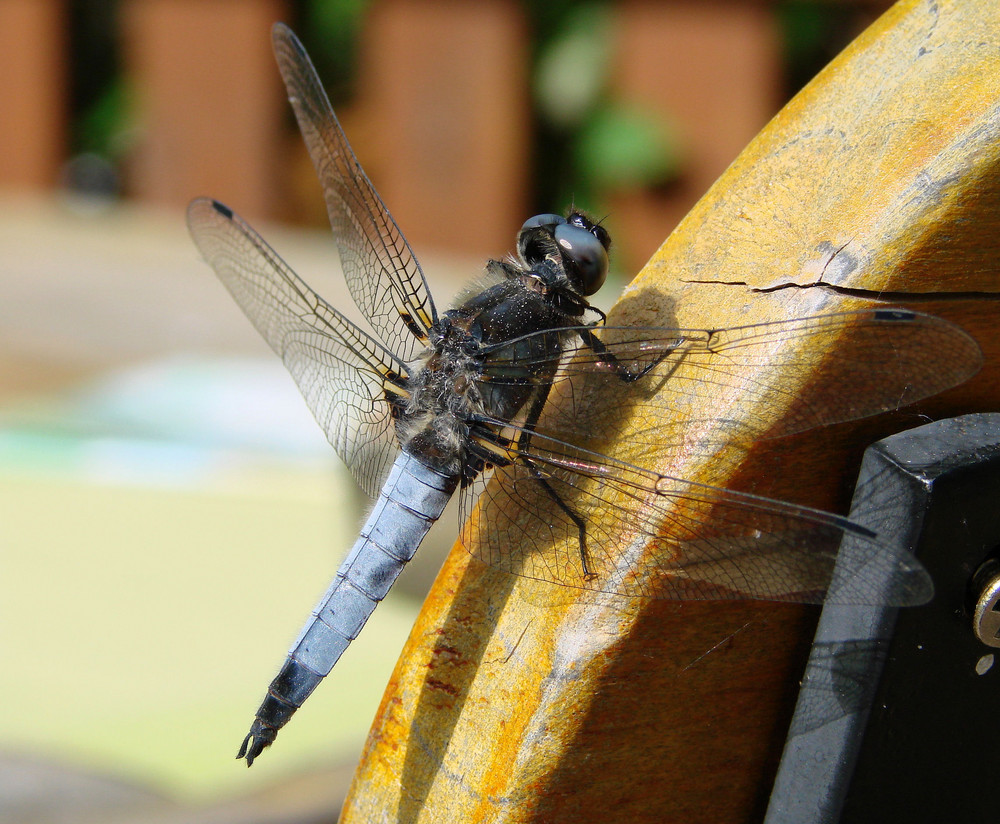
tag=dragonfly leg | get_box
[578,327,673,382]
[525,461,596,581]
[506,385,597,581]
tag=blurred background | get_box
[0,0,893,821]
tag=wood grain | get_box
[340,1,1000,821]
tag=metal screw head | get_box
[972,559,1000,648]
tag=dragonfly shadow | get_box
[788,638,890,737]
[606,282,679,331]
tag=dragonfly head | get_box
[517,212,610,297]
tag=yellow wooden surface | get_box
[341,1,1000,822]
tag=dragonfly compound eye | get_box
[567,212,612,252]
[554,223,609,295]
[518,213,568,269]
[520,213,566,234]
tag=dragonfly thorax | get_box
[397,318,488,477]
[397,249,597,479]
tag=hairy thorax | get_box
[396,273,581,479]
[397,320,487,476]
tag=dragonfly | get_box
[186,23,981,766]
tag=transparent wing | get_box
[272,22,437,362]
[478,309,982,450]
[186,197,403,498]
[461,308,980,605]
[462,427,932,606]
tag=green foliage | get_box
[576,103,680,191]
[777,1,865,96]
[527,0,679,219]
[76,76,135,160]
[533,3,614,129]
[300,0,370,102]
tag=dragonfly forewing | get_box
[271,23,437,362]
[481,309,983,451]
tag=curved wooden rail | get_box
[341,1,1000,821]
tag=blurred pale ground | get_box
[0,191,470,821]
